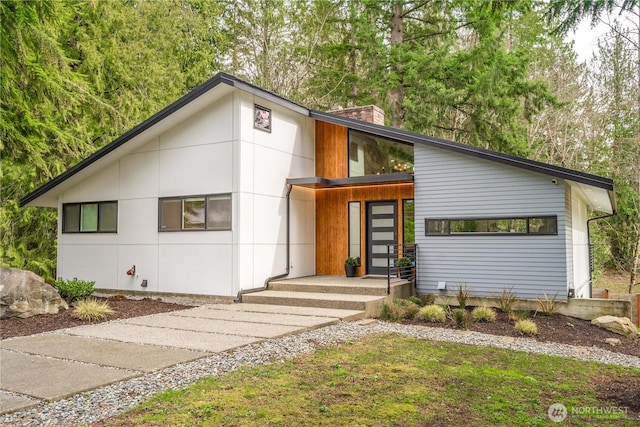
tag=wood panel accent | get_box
[316,183,414,276]
[315,121,348,178]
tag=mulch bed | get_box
[2,296,637,357]
[0,296,192,339]
[404,310,640,358]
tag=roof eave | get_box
[310,110,615,193]
[20,72,310,207]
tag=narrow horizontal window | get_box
[425,216,557,236]
[62,201,117,233]
[528,216,557,234]
[426,219,448,235]
[159,194,232,231]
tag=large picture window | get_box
[425,216,557,236]
[348,130,413,177]
[63,201,118,233]
[159,194,232,231]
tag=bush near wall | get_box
[54,278,95,303]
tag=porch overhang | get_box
[287,173,414,189]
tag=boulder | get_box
[591,315,638,339]
[0,267,68,318]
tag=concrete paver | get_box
[0,392,38,415]
[0,302,366,416]
[172,306,341,327]
[62,323,262,352]
[121,313,306,338]
[1,334,206,372]
[207,302,365,320]
[0,349,139,401]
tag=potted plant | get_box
[344,257,359,277]
[397,257,413,279]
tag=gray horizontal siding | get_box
[414,145,568,300]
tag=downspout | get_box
[584,213,615,298]
[235,184,292,302]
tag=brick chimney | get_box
[330,105,385,126]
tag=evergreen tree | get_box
[0,0,225,278]
[304,0,554,155]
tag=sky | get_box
[568,9,638,63]
[568,20,611,63]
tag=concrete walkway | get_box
[0,303,364,415]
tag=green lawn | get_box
[101,334,639,426]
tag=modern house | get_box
[21,72,615,301]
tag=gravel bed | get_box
[2,321,639,427]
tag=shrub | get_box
[508,310,531,322]
[54,278,95,302]
[536,292,561,315]
[418,294,436,306]
[471,306,497,322]
[493,287,517,313]
[408,296,424,307]
[72,298,115,322]
[396,257,412,267]
[451,308,472,329]
[416,304,446,323]
[380,302,399,321]
[380,299,420,321]
[456,284,471,310]
[515,319,538,336]
[396,299,420,319]
[344,257,359,266]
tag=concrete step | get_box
[242,290,386,318]
[268,279,390,296]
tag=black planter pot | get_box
[345,264,356,277]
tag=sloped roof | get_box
[20,73,308,207]
[21,72,615,213]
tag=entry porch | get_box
[241,275,414,318]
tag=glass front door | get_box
[366,201,397,275]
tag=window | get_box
[159,194,231,231]
[348,201,361,260]
[254,105,271,132]
[348,130,413,177]
[63,201,117,233]
[425,216,557,236]
[403,199,415,244]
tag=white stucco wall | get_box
[233,92,315,292]
[571,190,590,298]
[57,89,316,296]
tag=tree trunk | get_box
[389,2,405,129]
[633,6,640,294]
